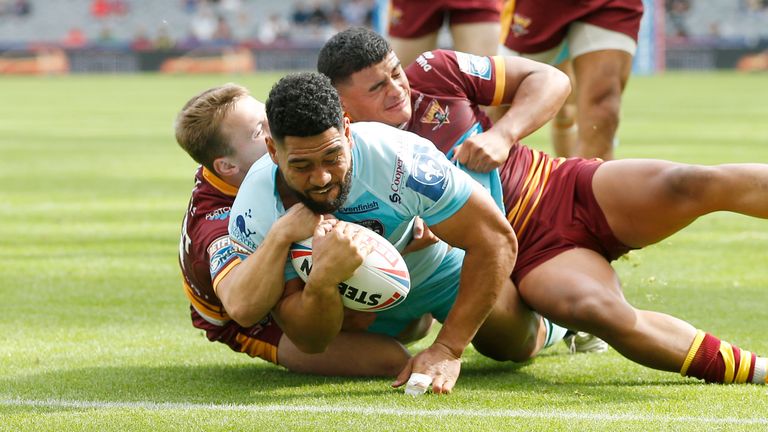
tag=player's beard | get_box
[290,167,353,215]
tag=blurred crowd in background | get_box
[0,0,767,51]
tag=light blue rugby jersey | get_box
[228,121,476,287]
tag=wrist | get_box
[433,339,465,359]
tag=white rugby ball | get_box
[289,224,410,312]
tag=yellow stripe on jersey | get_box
[499,0,516,44]
[720,341,736,383]
[680,330,706,376]
[506,149,541,226]
[236,333,278,364]
[212,257,241,296]
[182,278,230,322]
[517,160,555,236]
[202,167,238,197]
[491,56,506,106]
[735,350,753,384]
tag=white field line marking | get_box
[2,398,768,424]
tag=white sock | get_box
[542,318,568,348]
[752,357,767,384]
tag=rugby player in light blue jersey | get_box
[228,72,540,394]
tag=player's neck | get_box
[275,171,300,209]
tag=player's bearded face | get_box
[275,126,353,214]
[288,166,352,214]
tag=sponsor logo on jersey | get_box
[208,235,235,276]
[419,100,450,130]
[406,148,448,202]
[338,201,380,214]
[231,209,258,251]
[355,219,384,236]
[512,13,531,37]
[456,52,492,80]
[415,52,434,72]
[205,206,230,221]
[389,155,406,203]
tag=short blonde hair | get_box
[174,83,249,172]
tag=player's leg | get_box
[569,22,637,160]
[389,32,441,67]
[447,0,500,56]
[570,49,631,160]
[551,59,578,157]
[450,22,500,56]
[277,331,410,376]
[472,277,569,361]
[519,248,768,383]
[387,0,444,66]
[592,159,768,248]
[471,278,543,362]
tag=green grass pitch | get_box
[0,71,767,431]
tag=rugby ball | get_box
[289,224,410,312]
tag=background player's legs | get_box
[277,331,410,376]
[389,32,440,67]
[593,159,768,248]
[551,60,578,157]
[450,21,501,57]
[571,49,633,160]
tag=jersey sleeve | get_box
[405,49,506,107]
[228,160,300,283]
[351,123,476,227]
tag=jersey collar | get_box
[202,167,238,197]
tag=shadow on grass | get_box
[1,355,701,412]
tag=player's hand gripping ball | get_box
[290,224,410,312]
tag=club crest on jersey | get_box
[420,100,450,130]
[406,151,447,202]
[512,13,532,37]
[456,52,492,80]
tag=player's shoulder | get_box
[228,155,280,251]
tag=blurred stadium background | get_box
[0,0,767,75]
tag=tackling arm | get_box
[455,56,571,172]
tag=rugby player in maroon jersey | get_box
[319,27,768,387]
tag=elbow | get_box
[226,304,264,328]
[554,68,572,101]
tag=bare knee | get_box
[565,293,634,338]
[661,165,721,206]
[553,103,577,129]
[581,83,621,131]
[473,333,538,363]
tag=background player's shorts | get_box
[190,306,282,364]
[389,0,501,39]
[500,0,643,60]
[511,159,633,286]
[368,247,463,337]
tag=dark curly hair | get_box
[266,72,344,144]
[317,27,391,85]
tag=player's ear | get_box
[266,136,278,164]
[212,157,236,178]
[342,116,352,141]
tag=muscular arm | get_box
[216,204,320,327]
[394,185,518,393]
[455,56,571,172]
[271,221,369,354]
[428,186,518,358]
